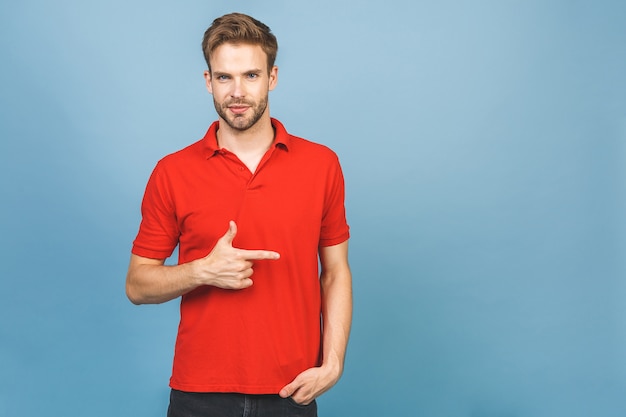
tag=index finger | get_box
[237,249,280,261]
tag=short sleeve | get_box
[131,160,180,259]
[319,154,350,247]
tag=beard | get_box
[214,95,269,131]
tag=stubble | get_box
[214,96,269,131]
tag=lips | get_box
[228,106,249,114]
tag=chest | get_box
[171,154,329,256]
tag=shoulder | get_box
[273,118,339,163]
[155,138,206,171]
[288,134,338,160]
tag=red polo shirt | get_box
[132,118,350,393]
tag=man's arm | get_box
[279,240,352,404]
[126,221,280,304]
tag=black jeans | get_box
[167,389,318,417]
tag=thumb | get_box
[279,384,293,399]
[279,378,300,398]
[220,220,237,246]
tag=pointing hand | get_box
[192,221,280,290]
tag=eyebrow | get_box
[212,68,263,77]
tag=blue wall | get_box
[1,1,625,416]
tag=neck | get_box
[217,114,275,155]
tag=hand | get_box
[193,221,280,289]
[279,365,340,406]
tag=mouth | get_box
[227,103,251,115]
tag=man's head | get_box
[202,13,278,74]
[202,13,279,132]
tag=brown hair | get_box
[202,13,278,73]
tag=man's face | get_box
[205,43,278,131]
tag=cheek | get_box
[209,84,228,99]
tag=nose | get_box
[231,77,245,98]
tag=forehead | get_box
[210,43,268,72]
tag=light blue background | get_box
[1,1,625,416]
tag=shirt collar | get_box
[202,118,290,159]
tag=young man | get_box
[126,13,352,417]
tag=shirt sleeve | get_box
[319,154,350,247]
[131,160,180,259]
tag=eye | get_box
[246,72,260,80]
[216,74,230,81]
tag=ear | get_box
[204,70,213,94]
[268,66,278,91]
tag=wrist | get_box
[320,357,343,382]
[185,259,207,287]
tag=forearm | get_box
[126,223,279,305]
[320,261,353,378]
[126,255,201,305]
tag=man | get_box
[126,12,352,417]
